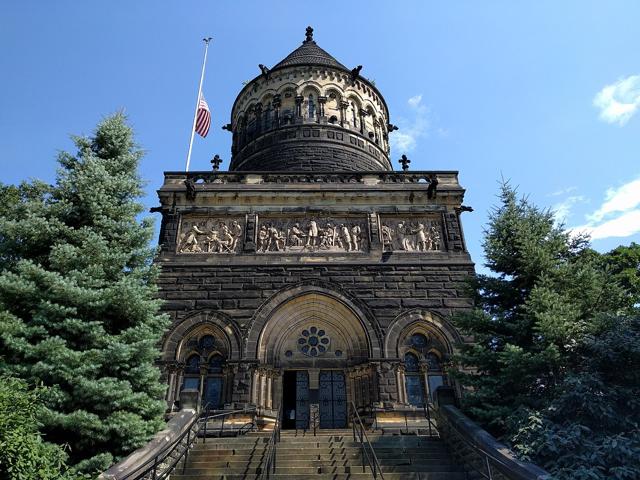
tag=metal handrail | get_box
[350,401,385,479]
[435,405,550,480]
[119,405,257,480]
[423,401,439,437]
[259,404,282,480]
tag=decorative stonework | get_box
[297,326,330,357]
[380,217,443,252]
[177,217,244,254]
[257,217,368,253]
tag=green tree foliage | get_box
[0,376,77,480]
[453,183,640,479]
[0,114,169,475]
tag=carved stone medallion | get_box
[379,216,443,252]
[256,217,368,253]
[177,216,244,254]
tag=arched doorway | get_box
[247,287,380,429]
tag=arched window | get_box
[351,102,357,127]
[410,333,428,349]
[404,352,423,405]
[404,352,420,372]
[426,352,442,371]
[426,351,445,400]
[308,94,315,119]
[185,354,201,374]
[182,354,201,391]
[208,354,224,374]
[199,335,215,350]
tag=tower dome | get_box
[228,27,393,172]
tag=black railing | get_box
[118,406,257,480]
[258,404,282,480]
[350,401,384,479]
[434,403,551,480]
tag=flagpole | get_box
[185,37,212,172]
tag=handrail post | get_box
[203,407,208,443]
[182,428,191,473]
[485,455,494,480]
[404,410,408,434]
[425,402,433,437]
[151,455,158,480]
[220,413,225,437]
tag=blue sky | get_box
[1,1,639,269]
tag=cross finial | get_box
[399,154,411,171]
[211,154,223,171]
[305,26,314,42]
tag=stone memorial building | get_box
[154,27,474,430]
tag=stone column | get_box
[259,370,267,408]
[174,363,185,407]
[358,109,367,134]
[420,363,430,402]
[339,101,348,127]
[165,363,180,409]
[266,371,273,409]
[199,365,208,407]
[317,96,327,121]
[295,95,303,119]
[251,367,260,406]
[273,94,281,128]
[396,365,407,404]
[254,103,263,135]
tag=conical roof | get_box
[272,27,348,71]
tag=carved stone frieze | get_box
[379,216,443,252]
[177,216,244,254]
[257,217,368,253]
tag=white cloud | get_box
[552,195,586,222]
[572,210,640,240]
[593,74,640,126]
[548,186,577,197]
[390,94,431,152]
[587,178,640,222]
[568,176,640,240]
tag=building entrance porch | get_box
[281,369,347,430]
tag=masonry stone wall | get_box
[157,263,474,339]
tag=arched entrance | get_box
[247,287,380,429]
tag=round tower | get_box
[228,27,393,172]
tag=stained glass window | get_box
[404,352,419,372]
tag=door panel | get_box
[295,371,309,429]
[319,370,347,428]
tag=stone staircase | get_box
[170,429,465,480]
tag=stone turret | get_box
[228,27,392,172]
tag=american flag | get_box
[195,95,211,137]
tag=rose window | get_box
[297,326,330,357]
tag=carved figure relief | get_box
[177,217,244,254]
[257,217,368,253]
[380,217,443,252]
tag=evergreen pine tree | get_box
[0,114,169,474]
[453,182,640,478]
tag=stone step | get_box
[183,458,459,470]
[188,447,450,458]
[170,472,467,480]
[180,465,463,476]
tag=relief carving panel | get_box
[257,217,368,253]
[380,216,443,252]
[177,216,244,254]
